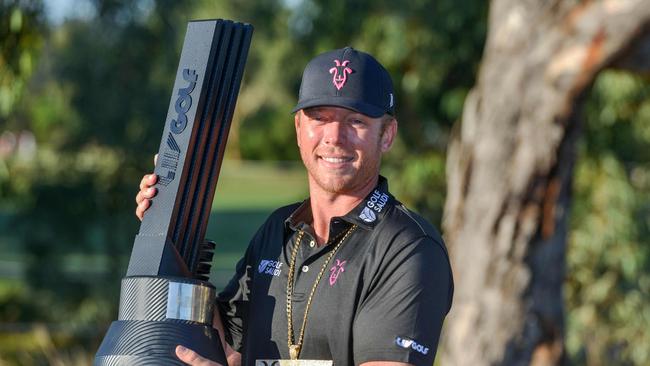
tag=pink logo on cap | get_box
[329,60,352,90]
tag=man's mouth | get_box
[321,156,353,163]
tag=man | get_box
[136,47,453,366]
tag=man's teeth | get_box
[322,157,349,163]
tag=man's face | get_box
[294,106,397,195]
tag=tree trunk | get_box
[441,1,650,365]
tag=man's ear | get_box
[380,118,398,152]
[294,112,301,147]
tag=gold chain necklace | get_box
[286,224,357,360]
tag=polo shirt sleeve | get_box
[216,249,251,352]
[216,236,258,352]
[353,236,453,365]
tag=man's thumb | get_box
[175,345,218,365]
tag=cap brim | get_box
[291,96,386,118]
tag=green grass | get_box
[212,159,308,210]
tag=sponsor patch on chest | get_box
[258,259,283,277]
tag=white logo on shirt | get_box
[367,190,388,213]
[395,336,429,355]
[359,189,389,223]
[359,207,376,223]
[258,259,282,276]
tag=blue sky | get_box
[43,0,96,25]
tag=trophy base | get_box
[95,320,226,365]
[94,276,227,365]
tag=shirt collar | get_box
[342,175,394,230]
[285,199,311,232]
[284,176,395,232]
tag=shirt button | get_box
[302,265,309,273]
[309,240,315,248]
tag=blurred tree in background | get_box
[441,1,650,365]
[567,71,650,365]
[1,1,194,362]
[0,0,44,117]
[442,0,650,366]
[0,0,648,365]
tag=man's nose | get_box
[323,121,347,145]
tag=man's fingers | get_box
[135,199,151,221]
[176,345,221,366]
[136,187,157,205]
[135,173,158,220]
[134,157,159,221]
[139,174,158,190]
[139,175,149,190]
[144,187,157,199]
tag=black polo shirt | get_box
[216,176,453,365]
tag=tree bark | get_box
[441,1,650,365]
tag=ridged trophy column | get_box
[94,19,253,365]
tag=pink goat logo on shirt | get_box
[329,259,347,286]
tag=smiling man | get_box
[136,47,453,366]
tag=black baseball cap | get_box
[292,47,395,118]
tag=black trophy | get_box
[94,19,253,365]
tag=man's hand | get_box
[176,346,224,366]
[135,154,158,221]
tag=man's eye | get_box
[351,119,364,125]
